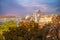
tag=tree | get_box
[42,24,58,40]
[52,15,60,27]
[7,20,17,28]
[3,26,28,40]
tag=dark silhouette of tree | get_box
[28,23,43,40]
[42,24,58,40]
[3,26,28,40]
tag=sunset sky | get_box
[0,0,60,16]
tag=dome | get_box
[35,10,41,14]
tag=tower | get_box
[32,13,37,22]
[33,10,41,23]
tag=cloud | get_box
[0,0,60,16]
[21,2,56,13]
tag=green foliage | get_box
[0,20,17,34]
[7,20,17,27]
[3,26,28,40]
[0,34,5,40]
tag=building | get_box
[33,10,42,23]
[32,9,53,24]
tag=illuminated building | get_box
[33,10,41,23]
[32,9,53,25]
[0,9,57,26]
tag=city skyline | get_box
[0,0,60,16]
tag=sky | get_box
[0,0,60,16]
